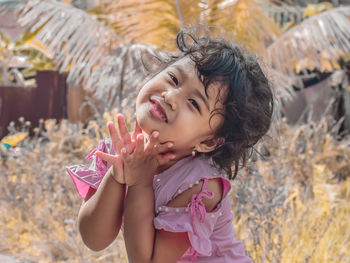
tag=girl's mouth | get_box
[150,99,168,123]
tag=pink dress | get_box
[67,137,252,263]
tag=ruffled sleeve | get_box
[154,178,219,258]
[66,137,115,199]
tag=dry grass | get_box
[231,118,350,263]
[0,112,349,262]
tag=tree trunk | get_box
[342,73,350,132]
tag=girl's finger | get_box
[135,120,142,134]
[145,131,159,153]
[134,133,144,156]
[131,120,143,141]
[107,122,123,154]
[155,141,174,154]
[96,151,117,164]
[117,114,132,145]
[120,147,128,160]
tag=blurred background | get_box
[0,0,349,262]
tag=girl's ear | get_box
[196,137,225,153]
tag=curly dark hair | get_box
[146,28,274,180]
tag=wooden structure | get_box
[0,71,67,138]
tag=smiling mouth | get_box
[150,99,168,123]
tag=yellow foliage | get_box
[10,175,17,183]
[24,37,54,60]
[278,162,348,262]
[303,2,334,18]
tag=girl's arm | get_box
[124,183,190,263]
[79,116,139,251]
[78,167,125,251]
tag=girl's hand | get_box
[121,131,175,187]
[96,114,142,184]
[114,114,143,154]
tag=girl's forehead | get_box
[169,57,195,71]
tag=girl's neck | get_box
[156,160,177,174]
[156,155,190,174]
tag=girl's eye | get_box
[169,73,178,85]
[189,99,200,112]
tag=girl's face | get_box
[136,57,225,161]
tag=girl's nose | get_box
[161,91,177,111]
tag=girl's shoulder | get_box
[154,156,231,206]
[166,175,223,212]
[159,155,227,180]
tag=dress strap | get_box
[188,178,215,229]
[187,178,215,262]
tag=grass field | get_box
[0,113,349,263]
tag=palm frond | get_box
[0,0,124,91]
[0,0,287,105]
[266,6,350,75]
[261,2,304,27]
[202,0,281,53]
[95,0,181,50]
[268,68,296,102]
[269,0,324,7]
[93,0,281,54]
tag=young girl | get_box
[67,29,273,263]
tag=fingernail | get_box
[153,131,159,138]
[167,142,173,148]
[170,155,176,160]
[121,148,126,154]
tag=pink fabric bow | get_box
[188,178,215,234]
[187,178,215,262]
